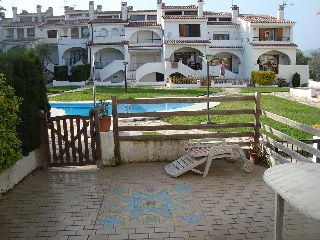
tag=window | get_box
[147,15,157,20]
[47,30,57,38]
[208,17,217,21]
[20,17,33,23]
[212,34,229,40]
[184,11,197,15]
[165,11,182,15]
[179,24,200,37]
[219,17,231,21]
[130,15,145,21]
[259,28,283,41]
[211,57,232,71]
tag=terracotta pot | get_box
[249,152,259,165]
[99,116,111,132]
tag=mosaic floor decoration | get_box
[97,184,204,228]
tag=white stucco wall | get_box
[278,65,309,85]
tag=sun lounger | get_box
[164,138,254,177]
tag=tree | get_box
[28,41,53,69]
[0,1,6,19]
[309,51,320,81]
[296,49,310,65]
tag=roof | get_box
[209,45,243,49]
[56,19,90,25]
[126,21,161,27]
[162,16,207,20]
[90,19,126,24]
[165,39,210,44]
[88,41,129,46]
[238,14,295,24]
[204,11,231,17]
[1,22,41,27]
[95,11,121,15]
[129,10,157,13]
[207,22,238,26]
[162,5,198,9]
[251,43,297,47]
[128,44,162,48]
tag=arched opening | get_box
[129,30,161,44]
[212,52,241,74]
[169,72,186,78]
[62,47,87,66]
[171,47,204,70]
[257,50,290,73]
[111,28,119,37]
[99,28,108,37]
[94,48,124,69]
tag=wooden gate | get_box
[39,109,102,168]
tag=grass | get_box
[240,87,290,93]
[164,94,320,140]
[48,86,223,101]
[47,86,80,95]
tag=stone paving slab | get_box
[1,161,320,240]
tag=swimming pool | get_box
[50,102,194,116]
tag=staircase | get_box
[99,60,125,81]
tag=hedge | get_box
[0,48,50,156]
[251,71,276,85]
[292,72,301,87]
[70,64,90,82]
[54,65,69,81]
[0,75,22,173]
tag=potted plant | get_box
[248,142,270,167]
[97,100,111,132]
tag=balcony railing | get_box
[253,37,290,42]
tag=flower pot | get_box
[99,116,111,132]
[249,152,259,165]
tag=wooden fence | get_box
[112,93,261,158]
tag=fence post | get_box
[254,92,261,146]
[39,110,49,169]
[112,96,120,159]
[93,108,103,168]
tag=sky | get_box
[2,0,320,51]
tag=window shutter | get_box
[259,28,265,41]
[179,24,185,37]
[275,28,283,41]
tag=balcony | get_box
[93,35,124,44]
[253,36,290,42]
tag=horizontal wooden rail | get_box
[119,123,254,132]
[50,115,90,121]
[265,147,291,164]
[118,109,255,118]
[119,132,254,141]
[117,96,255,104]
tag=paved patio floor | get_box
[1,161,320,240]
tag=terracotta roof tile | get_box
[95,11,121,14]
[90,19,126,24]
[238,14,294,24]
[207,22,238,26]
[165,39,210,44]
[128,44,162,48]
[129,10,157,13]
[162,16,207,20]
[88,41,129,46]
[210,45,243,49]
[2,22,41,27]
[126,21,161,27]
[162,5,198,9]
[204,11,231,17]
[251,43,297,47]
[57,19,89,25]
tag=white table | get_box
[263,163,320,240]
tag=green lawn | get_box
[164,94,320,140]
[240,87,290,93]
[47,86,80,95]
[48,86,223,101]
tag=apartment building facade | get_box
[0,0,309,85]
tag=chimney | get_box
[12,7,18,21]
[121,2,128,21]
[37,5,42,22]
[277,5,284,20]
[47,7,53,17]
[157,0,162,24]
[96,5,102,12]
[197,0,204,17]
[232,5,239,23]
[89,1,94,20]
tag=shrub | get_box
[276,78,288,87]
[0,75,22,173]
[251,71,276,85]
[0,48,50,156]
[54,66,69,81]
[70,64,90,82]
[292,72,301,87]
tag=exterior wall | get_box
[278,65,309,85]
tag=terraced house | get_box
[0,0,309,85]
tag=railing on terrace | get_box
[112,93,261,158]
[110,93,320,164]
[253,37,290,41]
[260,110,320,164]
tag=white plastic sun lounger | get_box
[164,138,254,177]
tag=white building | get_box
[0,1,309,85]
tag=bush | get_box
[70,64,90,82]
[251,71,276,85]
[276,78,288,87]
[0,48,50,156]
[54,66,69,81]
[292,72,301,87]
[0,75,22,173]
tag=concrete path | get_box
[1,161,320,240]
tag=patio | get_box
[1,161,319,240]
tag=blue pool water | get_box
[50,102,194,116]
